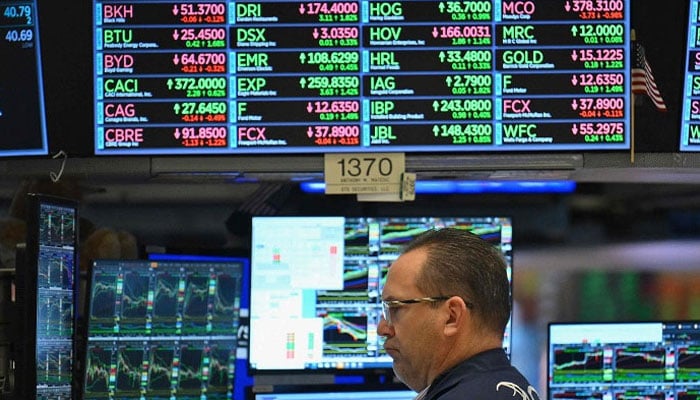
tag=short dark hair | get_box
[402,228,511,337]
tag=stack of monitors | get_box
[248,216,512,373]
[82,259,245,399]
[547,321,700,399]
[14,194,78,399]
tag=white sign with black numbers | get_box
[323,153,405,194]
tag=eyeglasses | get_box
[380,296,451,325]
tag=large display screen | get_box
[547,321,700,400]
[83,259,245,399]
[0,0,48,157]
[248,216,512,373]
[93,0,632,155]
[682,1,700,151]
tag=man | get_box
[378,228,539,400]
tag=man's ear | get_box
[443,296,469,337]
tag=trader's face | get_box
[378,247,443,392]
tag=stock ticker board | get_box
[682,0,700,151]
[93,0,632,155]
[0,0,48,156]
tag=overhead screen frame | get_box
[247,215,514,376]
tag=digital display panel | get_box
[93,0,632,155]
[83,259,245,400]
[12,195,79,399]
[34,201,77,399]
[147,253,252,400]
[0,0,48,157]
[248,216,512,373]
[547,321,700,400]
[682,1,700,151]
[34,202,77,399]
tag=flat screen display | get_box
[0,0,48,157]
[13,195,78,399]
[147,253,252,400]
[682,0,700,151]
[83,259,245,399]
[547,321,700,399]
[93,0,632,155]
[248,216,513,373]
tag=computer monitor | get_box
[247,382,415,400]
[147,252,252,400]
[83,259,245,399]
[547,321,700,399]
[248,216,513,374]
[12,194,79,399]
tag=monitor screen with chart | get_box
[547,321,700,399]
[248,216,513,374]
[83,259,245,399]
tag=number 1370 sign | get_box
[324,153,405,194]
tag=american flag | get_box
[632,42,667,112]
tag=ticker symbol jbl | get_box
[371,126,396,140]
